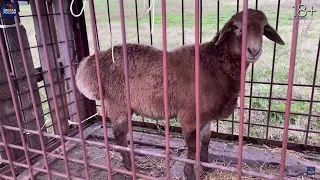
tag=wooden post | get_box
[0,49,21,163]
[70,0,97,118]
[0,0,45,160]
[46,0,60,58]
[30,0,69,134]
[52,0,88,123]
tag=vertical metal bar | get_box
[92,0,100,50]
[231,113,234,141]
[280,0,300,178]
[247,0,259,141]
[199,0,202,43]
[305,38,320,145]
[12,4,52,179]
[234,0,240,142]
[87,0,113,179]
[119,0,137,179]
[33,0,71,178]
[134,0,140,43]
[194,0,201,179]
[45,4,69,131]
[266,0,281,143]
[106,0,113,48]
[0,118,16,179]
[237,0,248,178]
[216,0,220,136]
[0,29,34,180]
[217,0,219,32]
[237,0,239,13]
[148,0,153,45]
[57,0,91,179]
[181,0,185,45]
[161,0,170,179]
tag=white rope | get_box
[110,30,115,63]
[70,0,115,63]
[0,23,22,29]
[70,0,87,17]
[68,109,101,125]
[147,0,155,35]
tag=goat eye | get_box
[233,24,239,29]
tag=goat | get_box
[75,9,284,180]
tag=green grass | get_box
[17,0,320,145]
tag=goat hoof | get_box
[122,157,132,171]
[184,164,196,180]
[185,173,196,180]
[124,162,132,171]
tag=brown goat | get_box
[75,9,284,179]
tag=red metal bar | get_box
[0,25,34,180]
[0,143,157,180]
[216,0,220,136]
[0,174,14,180]
[246,81,320,88]
[11,4,52,179]
[87,162,158,180]
[0,119,16,179]
[266,0,281,143]
[87,0,113,179]
[118,0,137,178]
[78,139,280,179]
[305,37,320,145]
[33,0,71,178]
[238,0,248,179]
[161,0,170,179]
[194,0,201,179]
[57,0,91,179]
[0,158,85,180]
[0,39,75,55]
[280,0,300,178]
[0,126,289,179]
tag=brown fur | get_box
[75,9,284,179]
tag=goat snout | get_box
[247,47,260,58]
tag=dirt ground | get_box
[33,124,320,180]
[35,137,181,180]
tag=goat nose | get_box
[247,48,260,57]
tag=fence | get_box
[0,0,319,179]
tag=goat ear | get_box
[264,23,285,45]
[215,20,233,46]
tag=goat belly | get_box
[216,97,238,119]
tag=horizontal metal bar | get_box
[0,77,72,102]
[247,95,320,103]
[0,174,14,180]
[2,91,81,120]
[103,119,320,152]
[235,107,320,118]
[18,12,71,18]
[0,122,90,176]
[0,159,85,180]
[219,119,320,134]
[246,80,320,88]
[0,137,156,180]
[1,136,276,179]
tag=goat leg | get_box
[200,122,214,172]
[112,115,132,171]
[183,130,197,180]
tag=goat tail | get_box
[75,55,102,100]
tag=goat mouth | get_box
[246,57,259,63]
